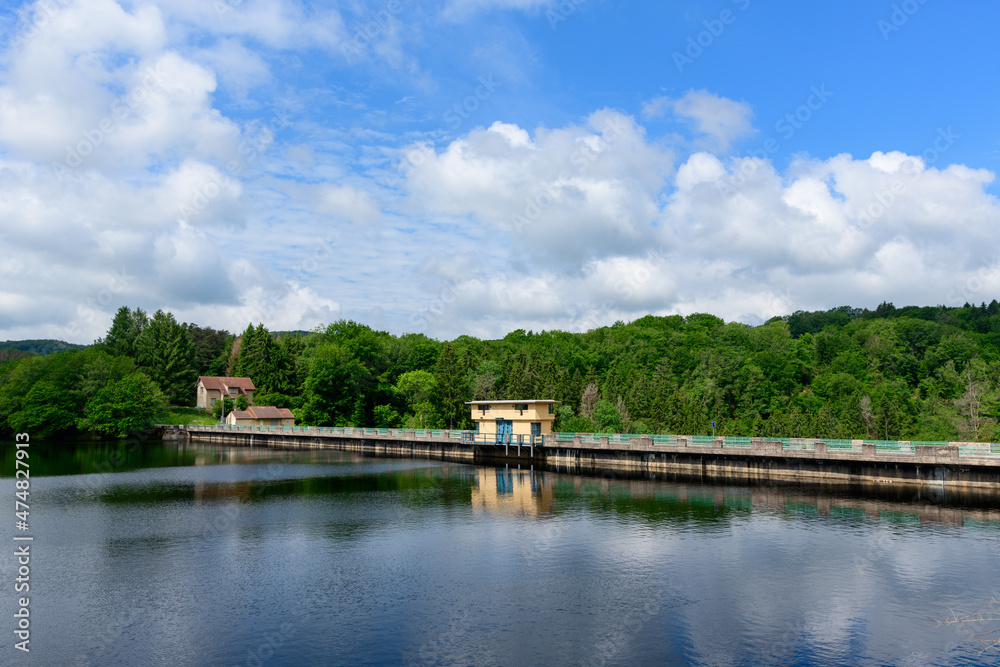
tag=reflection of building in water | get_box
[470,467,554,516]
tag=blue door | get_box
[496,419,512,443]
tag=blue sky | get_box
[1,0,999,343]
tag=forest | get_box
[2,301,1000,442]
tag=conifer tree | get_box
[97,306,148,359]
[135,310,197,404]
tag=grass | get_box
[160,406,220,426]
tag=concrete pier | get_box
[161,425,1000,490]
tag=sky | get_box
[1,0,1000,344]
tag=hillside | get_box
[0,339,87,355]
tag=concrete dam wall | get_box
[162,425,1000,490]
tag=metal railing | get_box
[459,432,547,447]
[178,424,1000,458]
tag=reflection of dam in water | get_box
[173,440,1000,529]
[468,464,1000,529]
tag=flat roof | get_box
[465,400,560,404]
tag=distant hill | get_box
[272,330,311,339]
[0,339,87,355]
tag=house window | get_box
[229,388,237,395]
[199,386,204,393]
[514,403,528,414]
[210,398,216,405]
[548,404,555,415]
[479,404,490,413]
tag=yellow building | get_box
[466,400,559,442]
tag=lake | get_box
[2,439,1000,666]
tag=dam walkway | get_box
[161,424,1000,490]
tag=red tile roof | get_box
[231,406,294,420]
[198,376,256,392]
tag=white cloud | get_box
[1,1,999,345]
[644,89,755,153]
[442,0,553,21]
[405,110,673,268]
[407,138,1000,338]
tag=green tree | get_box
[592,399,625,433]
[78,371,167,436]
[185,323,231,375]
[232,324,289,394]
[396,370,438,428]
[554,405,595,433]
[212,397,235,420]
[136,310,197,405]
[434,343,467,428]
[96,306,148,359]
[373,404,401,428]
[299,344,368,426]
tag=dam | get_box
[161,424,1000,491]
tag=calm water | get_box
[3,440,1000,666]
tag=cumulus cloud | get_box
[1,1,999,345]
[408,139,1000,339]
[644,89,755,153]
[405,113,674,268]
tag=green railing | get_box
[784,439,815,451]
[958,444,1000,457]
[180,424,1000,459]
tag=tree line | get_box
[2,301,1000,441]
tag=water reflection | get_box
[471,466,554,516]
[3,441,1000,665]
